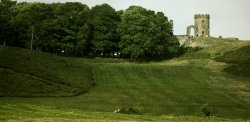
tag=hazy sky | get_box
[17,0,250,40]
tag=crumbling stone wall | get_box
[176,35,189,46]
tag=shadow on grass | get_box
[215,45,250,77]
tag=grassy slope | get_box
[0,38,250,121]
[215,45,250,64]
[0,46,95,97]
[215,45,250,76]
[181,37,250,59]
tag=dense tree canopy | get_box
[88,4,120,56]
[0,0,179,60]
[118,6,179,59]
[0,0,16,46]
[38,2,90,55]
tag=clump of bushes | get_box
[186,47,203,53]
[201,104,212,116]
[114,107,139,115]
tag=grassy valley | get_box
[0,38,250,121]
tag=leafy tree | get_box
[11,2,53,48]
[151,12,179,57]
[118,6,179,60]
[38,2,90,55]
[1,2,179,60]
[88,4,120,56]
[0,0,16,46]
[118,6,153,59]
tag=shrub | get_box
[186,47,203,53]
[201,104,212,116]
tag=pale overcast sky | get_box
[17,0,250,40]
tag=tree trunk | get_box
[30,26,34,50]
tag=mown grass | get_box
[90,63,250,118]
[0,103,246,122]
[0,60,249,119]
[0,37,250,121]
[0,46,95,97]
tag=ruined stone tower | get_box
[187,14,210,37]
[194,14,210,37]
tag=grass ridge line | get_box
[0,67,70,89]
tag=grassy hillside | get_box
[215,45,250,64]
[0,61,249,120]
[0,38,250,121]
[215,45,250,76]
[86,63,249,118]
[181,37,250,59]
[0,46,95,97]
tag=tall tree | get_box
[11,2,53,48]
[37,2,90,55]
[1,2,179,59]
[0,0,16,46]
[150,12,179,57]
[117,6,179,60]
[89,4,120,56]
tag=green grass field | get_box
[2,104,246,122]
[0,38,250,121]
[0,46,95,97]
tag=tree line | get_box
[0,0,180,60]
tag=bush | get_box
[201,104,212,116]
[186,47,203,53]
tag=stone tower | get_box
[194,14,210,37]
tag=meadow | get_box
[0,38,250,121]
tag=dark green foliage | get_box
[201,104,212,116]
[0,0,17,46]
[89,4,120,56]
[185,47,203,53]
[12,3,54,48]
[118,6,179,60]
[177,47,205,59]
[1,1,179,60]
[40,2,90,56]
